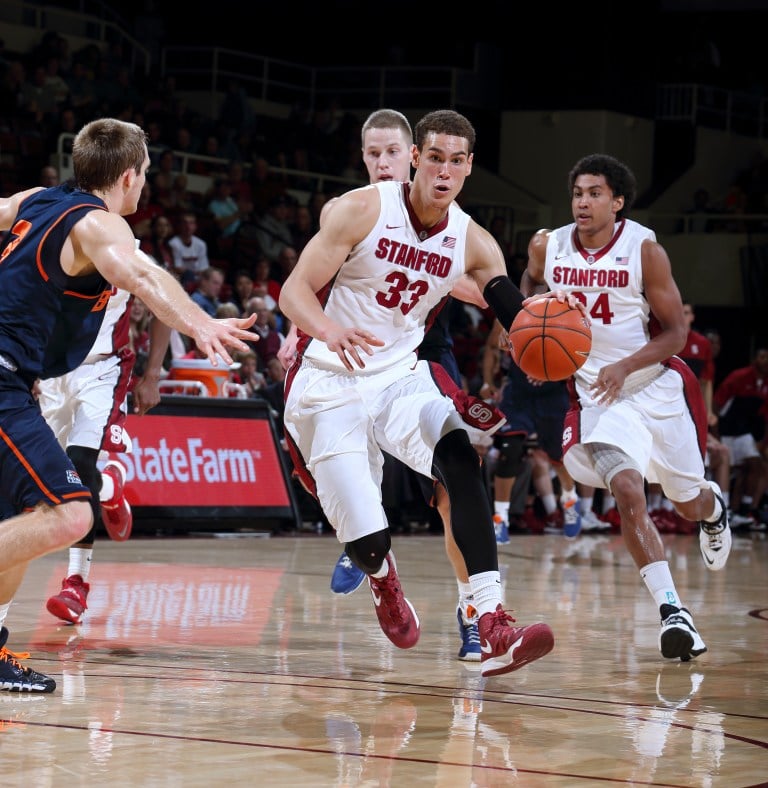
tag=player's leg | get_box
[434,483,481,662]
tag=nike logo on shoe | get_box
[372,591,382,606]
[480,640,493,654]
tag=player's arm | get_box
[71,211,255,366]
[131,312,172,415]
[632,239,688,369]
[520,229,550,297]
[450,274,487,308]
[480,320,504,398]
[0,187,44,231]
[279,186,384,371]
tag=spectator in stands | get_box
[228,160,254,206]
[167,173,199,217]
[18,64,59,125]
[252,255,281,311]
[290,203,316,253]
[232,349,267,398]
[64,59,95,115]
[254,194,294,267]
[190,266,226,317]
[248,156,287,216]
[151,148,176,210]
[126,180,164,240]
[274,245,299,284]
[218,79,253,141]
[174,125,199,158]
[128,297,152,380]
[169,212,210,287]
[207,175,251,259]
[713,347,768,526]
[230,268,256,315]
[244,295,284,382]
[39,164,59,187]
[141,214,175,273]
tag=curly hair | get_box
[567,154,637,218]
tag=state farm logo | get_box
[121,437,257,484]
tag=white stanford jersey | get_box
[543,218,660,394]
[297,181,470,374]
[83,286,131,362]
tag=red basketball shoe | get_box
[478,605,554,677]
[46,574,90,624]
[368,552,420,649]
[101,460,132,542]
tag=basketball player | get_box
[522,153,732,662]
[0,118,255,692]
[279,109,504,662]
[40,282,171,625]
[482,320,584,537]
[280,110,579,677]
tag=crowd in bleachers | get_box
[1,28,766,536]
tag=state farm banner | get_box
[115,396,300,528]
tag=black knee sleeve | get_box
[346,529,391,574]
[66,445,101,544]
[493,434,526,478]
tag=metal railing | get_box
[161,47,460,112]
[657,83,768,139]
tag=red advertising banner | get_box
[114,396,300,528]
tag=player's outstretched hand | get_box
[523,290,590,322]
[192,314,258,367]
[324,325,385,371]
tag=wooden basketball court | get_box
[4,528,766,786]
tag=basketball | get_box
[508,300,591,381]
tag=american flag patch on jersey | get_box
[442,236,456,248]
[615,256,628,264]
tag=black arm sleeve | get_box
[483,275,525,332]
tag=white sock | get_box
[493,501,510,523]
[541,493,557,515]
[580,495,593,513]
[648,491,662,510]
[602,494,615,513]
[68,547,93,581]
[705,481,725,523]
[371,556,389,579]
[468,571,502,617]
[457,581,476,621]
[640,560,681,609]
[100,472,115,503]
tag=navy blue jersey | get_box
[0,183,110,383]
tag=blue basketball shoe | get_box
[330,551,366,595]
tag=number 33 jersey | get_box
[301,180,470,374]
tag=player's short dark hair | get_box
[568,154,637,218]
[414,110,476,154]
